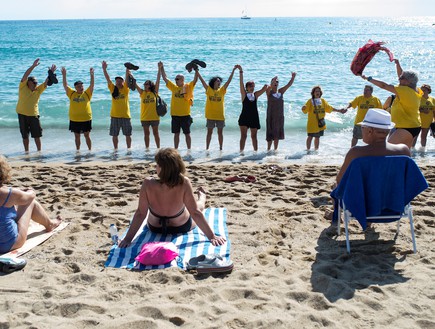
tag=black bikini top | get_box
[149,206,186,234]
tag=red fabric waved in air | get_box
[350,40,394,76]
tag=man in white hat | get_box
[336,108,410,184]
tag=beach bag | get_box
[313,99,325,128]
[135,242,179,266]
[153,92,167,117]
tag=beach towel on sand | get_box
[105,208,231,270]
[0,221,69,258]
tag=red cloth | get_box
[350,40,394,76]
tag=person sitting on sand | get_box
[118,148,226,247]
[335,109,410,185]
[0,156,62,254]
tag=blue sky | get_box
[0,0,434,20]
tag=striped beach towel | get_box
[104,208,231,270]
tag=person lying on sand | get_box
[0,155,62,254]
[118,148,226,247]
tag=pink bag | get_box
[135,242,179,266]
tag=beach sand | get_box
[0,161,434,328]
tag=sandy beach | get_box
[0,160,434,328]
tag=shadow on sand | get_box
[311,225,410,302]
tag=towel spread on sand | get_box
[105,207,231,270]
[0,221,69,259]
[331,156,428,230]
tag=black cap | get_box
[114,76,124,81]
[74,80,83,86]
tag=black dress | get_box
[238,95,261,129]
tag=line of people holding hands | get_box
[15,58,434,154]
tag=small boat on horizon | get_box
[241,8,251,19]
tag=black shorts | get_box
[308,130,324,138]
[403,127,421,138]
[171,115,192,134]
[18,114,42,139]
[69,120,92,134]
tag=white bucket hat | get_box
[357,109,395,129]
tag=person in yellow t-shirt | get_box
[361,59,422,148]
[301,86,346,151]
[61,67,95,151]
[412,84,434,148]
[129,65,161,149]
[159,61,198,150]
[15,58,57,152]
[102,61,132,150]
[345,85,382,147]
[197,66,237,150]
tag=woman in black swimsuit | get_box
[118,148,226,247]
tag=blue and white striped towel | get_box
[104,208,231,270]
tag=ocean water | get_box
[1,17,435,164]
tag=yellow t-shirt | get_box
[391,85,422,128]
[419,96,435,128]
[140,91,159,121]
[166,80,195,116]
[205,86,227,121]
[108,82,130,118]
[15,81,47,116]
[302,98,333,133]
[67,86,92,122]
[349,95,382,124]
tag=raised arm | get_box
[43,64,57,88]
[197,70,208,90]
[254,84,268,98]
[158,61,169,84]
[155,64,161,93]
[192,68,199,85]
[223,65,237,90]
[61,67,68,94]
[21,58,40,82]
[279,72,296,95]
[89,67,95,94]
[183,179,226,246]
[238,65,246,100]
[118,180,150,248]
[101,61,111,84]
[361,75,396,94]
[394,59,403,79]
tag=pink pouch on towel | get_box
[135,242,179,266]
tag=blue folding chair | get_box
[331,156,428,254]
